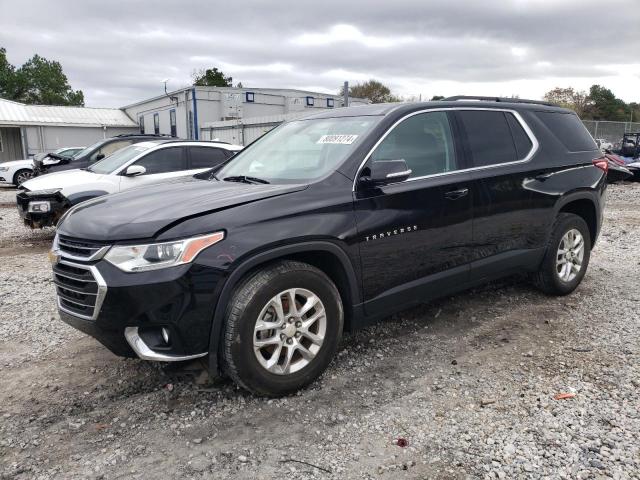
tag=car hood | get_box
[22,169,105,192]
[0,159,32,168]
[57,177,307,241]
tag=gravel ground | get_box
[1,183,639,480]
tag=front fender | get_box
[206,240,360,376]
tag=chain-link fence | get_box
[582,120,640,146]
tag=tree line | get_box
[0,47,84,106]
[543,85,639,122]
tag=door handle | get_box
[444,188,469,200]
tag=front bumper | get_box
[16,191,68,228]
[53,255,226,361]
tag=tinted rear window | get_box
[536,112,597,152]
[505,113,533,159]
[457,111,518,167]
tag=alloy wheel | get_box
[556,228,584,282]
[253,288,327,375]
[16,171,32,185]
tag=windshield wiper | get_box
[223,175,270,184]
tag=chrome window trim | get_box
[352,107,540,191]
[55,259,107,321]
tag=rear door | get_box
[353,110,474,317]
[118,146,187,191]
[187,146,230,173]
[453,109,539,280]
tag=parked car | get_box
[50,98,606,396]
[0,147,84,186]
[31,134,168,177]
[604,153,633,183]
[625,161,640,181]
[33,146,85,162]
[594,138,613,152]
[18,140,241,228]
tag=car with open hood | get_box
[18,140,242,228]
[31,134,167,177]
[50,98,607,396]
[0,146,84,186]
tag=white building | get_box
[0,86,370,161]
[122,86,369,144]
[0,98,138,162]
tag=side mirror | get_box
[96,153,105,161]
[360,159,412,186]
[124,165,146,177]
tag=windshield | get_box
[71,139,108,161]
[216,115,380,183]
[88,145,151,174]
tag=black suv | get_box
[51,98,606,396]
[32,134,167,177]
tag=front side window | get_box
[457,110,522,167]
[88,145,152,174]
[217,116,379,183]
[93,140,133,162]
[133,147,186,174]
[370,111,457,178]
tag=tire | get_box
[222,260,343,396]
[532,213,591,295]
[13,169,33,186]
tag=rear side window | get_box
[457,111,520,167]
[536,112,597,152]
[505,113,533,159]
[133,147,186,174]
[370,111,457,178]
[189,147,228,168]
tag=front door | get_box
[353,110,473,317]
[119,146,188,191]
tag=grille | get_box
[57,236,109,260]
[53,262,101,319]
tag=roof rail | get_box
[443,96,555,107]
[113,133,172,138]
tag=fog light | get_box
[161,328,170,344]
[28,201,51,213]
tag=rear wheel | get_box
[222,261,343,396]
[13,169,32,186]
[532,213,591,295]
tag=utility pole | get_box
[343,81,349,108]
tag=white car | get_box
[18,140,242,228]
[595,138,613,152]
[0,147,85,186]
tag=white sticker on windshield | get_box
[316,134,359,145]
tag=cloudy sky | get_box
[1,0,639,107]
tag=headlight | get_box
[0,166,8,172]
[104,231,225,272]
[28,201,51,213]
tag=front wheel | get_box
[222,261,343,396]
[532,213,591,295]
[13,169,32,186]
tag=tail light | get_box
[592,157,608,174]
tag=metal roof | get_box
[0,98,137,128]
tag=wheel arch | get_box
[207,241,361,376]
[554,193,600,245]
[12,168,33,185]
